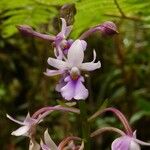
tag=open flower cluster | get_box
[44,18,101,100]
[7,17,150,150]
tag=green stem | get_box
[79,101,90,150]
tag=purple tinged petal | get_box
[61,77,75,100]
[67,40,84,67]
[61,76,88,100]
[57,18,72,39]
[55,77,66,92]
[60,18,67,38]
[11,126,30,136]
[65,25,73,37]
[60,18,72,38]
[41,143,50,150]
[44,69,63,76]
[74,77,88,100]
[24,113,35,124]
[111,136,131,150]
[47,57,68,70]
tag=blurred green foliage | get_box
[0,0,150,149]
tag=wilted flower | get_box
[45,39,101,100]
[41,129,84,150]
[6,113,39,137]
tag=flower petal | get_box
[111,136,131,150]
[74,77,88,100]
[47,57,68,70]
[11,125,30,136]
[54,46,64,60]
[81,40,87,51]
[60,18,67,38]
[60,18,72,38]
[60,76,75,100]
[129,140,140,150]
[80,61,101,71]
[60,76,88,100]
[6,114,26,125]
[65,26,73,37]
[80,50,101,71]
[55,77,66,92]
[67,40,84,67]
[24,113,38,125]
[41,144,50,150]
[44,69,63,76]
[44,129,58,150]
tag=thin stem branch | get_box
[32,106,80,119]
[114,0,125,17]
[104,14,141,22]
[88,107,133,136]
[91,127,126,138]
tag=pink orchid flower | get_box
[45,39,101,100]
[111,130,150,150]
[90,107,150,150]
[6,113,39,137]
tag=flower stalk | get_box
[79,101,90,150]
[88,107,133,136]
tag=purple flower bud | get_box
[17,25,56,41]
[17,25,34,36]
[80,21,118,39]
[99,21,119,36]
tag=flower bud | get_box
[100,21,118,35]
[16,25,34,36]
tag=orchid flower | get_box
[41,129,84,150]
[91,127,150,150]
[45,39,101,100]
[17,18,73,60]
[6,113,39,137]
[111,131,150,150]
[90,107,150,150]
[53,18,73,59]
[7,105,79,137]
